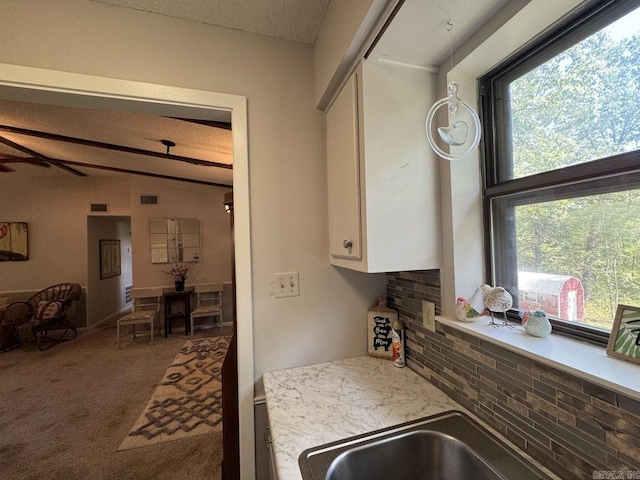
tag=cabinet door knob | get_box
[343,240,353,249]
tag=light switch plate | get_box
[274,272,300,298]
[423,300,436,332]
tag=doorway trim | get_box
[0,63,255,479]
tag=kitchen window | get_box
[479,0,640,345]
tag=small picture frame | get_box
[100,239,121,280]
[0,222,28,261]
[606,304,640,365]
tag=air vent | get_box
[90,203,108,212]
[140,195,158,205]
[125,285,132,304]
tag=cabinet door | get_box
[326,72,362,260]
[254,399,271,480]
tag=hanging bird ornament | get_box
[437,82,469,146]
[480,284,513,327]
[425,21,482,161]
[455,297,481,323]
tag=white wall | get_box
[0,0,385,383]
[129,176,232,288]
[118,220,133,299]
[0,173,90,290]
[314,0,399,110]
[0,171,232,326]
[314,0,374,106]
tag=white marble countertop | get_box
[262,355,461,480]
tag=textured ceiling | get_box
[368,0,510,69]
[90,0,331,44]
[0,98,233,185]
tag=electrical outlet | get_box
[274,272,300,298]
[422,300,436,332]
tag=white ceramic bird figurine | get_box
[522,309,552,338]
[455,297,481,323]
[480,284,513,327]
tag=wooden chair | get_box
[1,283,82,350]
[190,283,224,339]
[117,287,162,348]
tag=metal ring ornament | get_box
[425,87,482,161]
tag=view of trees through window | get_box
[507,6,640,331]
[514,193,640,329]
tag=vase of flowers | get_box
[163,262,196,292]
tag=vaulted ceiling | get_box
[0,99,233,185]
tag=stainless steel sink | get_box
[325,430,503,480]
[298,410,553,480]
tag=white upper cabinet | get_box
[325,59,442,273]
[327,72,362,260]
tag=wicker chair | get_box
[1,283,82,350]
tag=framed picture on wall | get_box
[606,305,640,365]
[100,239,121,280]
[0,222,28,261]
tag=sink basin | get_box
[299,410,553,480]
[325,430,502,480]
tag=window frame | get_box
[478,0,640,346]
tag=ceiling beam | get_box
[171,117,232,130]
[0,124,233,169]
[0,154,51,168]
[0,135,86,176]
[51,157,232,187]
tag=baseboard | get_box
[89,307,130,330]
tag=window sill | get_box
[436,315,640,400]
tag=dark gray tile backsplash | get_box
[386,270,640,480]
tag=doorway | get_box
[87,215,132,328]
[0,63,255,478]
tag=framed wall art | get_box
[100,239,121,280]
[0,222,28,261]
[606,304,640,365]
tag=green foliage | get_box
[511,31,640,176]
[613,311,640,359]
[509,29,640,329]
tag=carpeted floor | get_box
[0,324,228,480]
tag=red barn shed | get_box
[517,271,584,321]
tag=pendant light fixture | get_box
[161,139,176,154]
[425,21,481,161]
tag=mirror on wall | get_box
[149,218,200,264]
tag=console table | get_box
[164,291,191,337]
